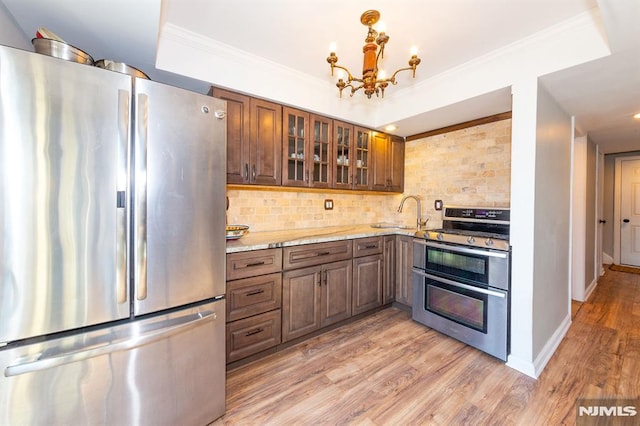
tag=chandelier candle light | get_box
[327,10,421,98]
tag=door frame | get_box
[613,155,640,264]
[596,147,604,276]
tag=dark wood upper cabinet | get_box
[210,87,402,192]
[282,108,333,188]
[209,87,281,186]
[371,132,405,192]
[333,120,354,190]
[371,131,389,191]
[310,114,332,189]
[352,127,372,190]
[251,98,282,185]
[388,135,405,193]
[282,107,310,187]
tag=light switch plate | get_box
[324,199,334,210]
[434,199,443,211]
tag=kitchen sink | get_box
[370,222,415,229]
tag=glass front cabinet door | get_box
[283,107,309,187]
[311,114,332,188]
[353,127,371,190]
[333,120,353,190]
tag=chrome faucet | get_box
[397,195,427,230]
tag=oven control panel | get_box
[443,207,510,223]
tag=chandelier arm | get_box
[387,66,416,84]
[331,64,357,83]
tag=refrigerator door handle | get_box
[135,93,148,301]
[4,310,218,377]
[116,89,130,304]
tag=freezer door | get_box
[0,46,131,343]
[0,299,226,425]
[133,79,226,315]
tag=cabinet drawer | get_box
[283,240,352,270]
[227,273,282,322]
[226,248,282,281]
[353,236,383,257]
[226,310,281,363]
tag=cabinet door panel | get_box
[389,135,405,192]
[383,236,396,304]
[395,236,414,306]
[282,266,321,342]
[352,254,383,315]
[311,114,332,188]
[282,107,310,187]
[353,127,371,190]
[209,88,250,184]
[251,98,282,185]
[322,260,352,327]
[333,121,354,189]
[371,131,389,191]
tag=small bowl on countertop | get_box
[226,225,249,240]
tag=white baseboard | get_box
[506,355,537,378]
[585,277,598,301]
[603,252,613,265]
[506,314,572,379]
[532,313,571,378]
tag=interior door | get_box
[0,46,131,343]
[133,79,227,315]
[620,158,640,266]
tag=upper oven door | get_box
[420,241,510,290]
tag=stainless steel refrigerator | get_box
[0,44,227,424]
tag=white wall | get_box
[507,79,537,377]
[532,83,573,371]
[508,80,573,378]
[585,137,597,288]
[572,135,598,302]
[0,1,29,49]
[572,136,587,301]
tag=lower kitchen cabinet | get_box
[227,234,405,364]
[395,235,414,307]
[352,254,383,316]
[226,310,281,363]
[282,259,352,342]
[225,248,283,364]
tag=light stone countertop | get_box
[225,224,419,253]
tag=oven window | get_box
[426,248,487,284]
[425,281,487,333]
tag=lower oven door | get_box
[412,269,509,361]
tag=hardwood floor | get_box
[213,267,640,425]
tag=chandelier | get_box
[326,10,421,99]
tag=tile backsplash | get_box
[226,119,511,232]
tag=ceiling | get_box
[2,0,639,153]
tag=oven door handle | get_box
[422,240,508,258]
[413,270,507,298]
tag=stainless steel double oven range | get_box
[413,206,511,361]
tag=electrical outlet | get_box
[324,199,334,210]
[434,200,443,211]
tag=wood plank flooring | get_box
[213,267,640,425]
